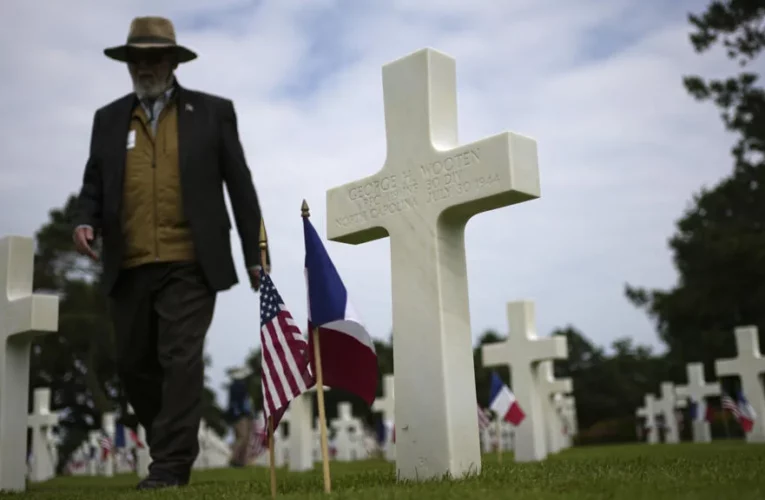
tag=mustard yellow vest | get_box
[120,100,195,268]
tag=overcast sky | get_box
[1,1,742,404]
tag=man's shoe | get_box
[136,474,185,490]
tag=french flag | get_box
[489,372,525,426]
[737,392,756,433]
[303,215,379,405]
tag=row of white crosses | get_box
[26,387,146,482]
[481,301,572,462]
[253,396,372,470]
[1,236,59,492]
[326,47,541,480]
[636,325,765,444]
[27,388,59,483]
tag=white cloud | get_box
[0,1,744,403]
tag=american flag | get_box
[247,416,267,459]
[477,405,491,430]
[721,392,741,418]
[129,428,145,449]
[98,433,112,460]
[259,270,314,439]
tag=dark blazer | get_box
[72,82,262,294]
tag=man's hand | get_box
[248,266,262,292]
[73,225,99,261]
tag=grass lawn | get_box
[9,441,765,499]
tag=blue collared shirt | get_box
[139,84,175,135]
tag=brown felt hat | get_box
[104,16,197,63]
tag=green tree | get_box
[625,1,765,380]
[683,0,765,173]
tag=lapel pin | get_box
[185,103,194,112]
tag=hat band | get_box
[127,35,176,45]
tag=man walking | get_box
[72,16,263,489]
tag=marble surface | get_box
[0,236,59,492]
[286,393,314,472]
[101,413,116,477]
[537,360,572,455]
[656,382,686,444]
[372,374,395,461]
[27,388,58,483]
[675,362,720,443]
[715,326,765,443]
[636,394,659,444]
[325,48,540,480]
[481,301,568,462]
[331,403,364,462]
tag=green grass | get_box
[8,441,765,499]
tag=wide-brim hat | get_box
[104,16,197,63]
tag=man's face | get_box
[127,48,177,99]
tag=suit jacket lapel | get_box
[110,94,136,215]
[176,84,196,182]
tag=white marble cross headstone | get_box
[0,236,59,492]
[675,362,720,443]
[655,382,686,444]
[272,418,288,467]
[87,431,100,476]
[125,405,150,478]
[27,388,58,483]
[325,48,540,481]
[481,301,567,462]
[286,392,314,472]
[715,326,765,443]
[636,394,659,444]
[538,360,572,455]
[372,374,395,461]
[331,403,363,462]
[101,413,116,477]
[560,395,577,449]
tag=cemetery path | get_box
[7,442,765,499]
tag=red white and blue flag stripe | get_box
[737,392,756,433]
[722,391,756,433]
[489,372,525,426]
[477,405,491,430]
[259,270,315,438]
[303,216,378,405]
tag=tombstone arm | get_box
[481,342,506,369]
[531,336,567,363]
[440,132,540,225]
[73,110,104,230]
[326,181,390,244]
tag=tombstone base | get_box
[691,421,712,443]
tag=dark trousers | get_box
[109,261,216,481]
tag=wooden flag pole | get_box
[260,217,271,275]
[302,200,332,493]
[268,416,277,499]
[260,217,277,498]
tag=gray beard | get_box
[133,74,174,100]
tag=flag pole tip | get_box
[301,199,310,218]
[259,220,268,249]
